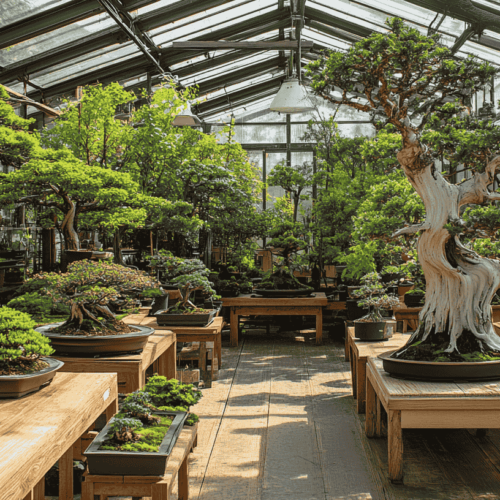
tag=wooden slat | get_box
[401,410,500,429]
[220,292,328,307]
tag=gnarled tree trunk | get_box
[60,197,79,251]
[395,140,500,354]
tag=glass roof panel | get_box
[0,0,72,27]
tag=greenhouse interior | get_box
[5,0,500,499]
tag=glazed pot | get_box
[35,324,155,356]
[155,308,217,327]
[398,281,414,296]
[85,411,189,476]
[0,357,64,399]
[354,321,387,341]
[404,293,425,307]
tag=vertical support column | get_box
[365,375,377,438]
[315,308,322,345]
[388,409,404,483]
[178,454,189,500]
[262,149,267,248]
[33,476,45,500]
[105,396,118,423]
[230,307,238,347]
[356,360,366,414]
[59,446,74,500]
[286,113,291,167]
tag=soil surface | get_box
[0,359,49,376]
[49,320,134,336]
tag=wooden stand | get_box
[325,301,346,311]
[53,331,176,393]
[346,326,408,414]
[125,315,224,387]
[394,307,422,333]
[365,357,500,483]
[0,372,118,500]
[221,293,328,346]
[82,423,198,500]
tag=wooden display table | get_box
[366,357,500,483]
[347,326,409,414]
[0,372,118,500]
[221,293,328,346]
[325,301,346,311]
[53,331,176,393]
[394,307,422,333]
[126,315,224,385]
[82,423,198,500]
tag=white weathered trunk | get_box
[397,146,500,353]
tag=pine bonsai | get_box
[307,17,500,360]
[0,307,55,375]
[38,260,160,335]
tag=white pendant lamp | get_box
[270,76,315,113]
[172,101,202,126]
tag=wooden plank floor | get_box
[187,325,500,500]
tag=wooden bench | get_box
[394,307,422,333]
[0,372,118,500]
[365,356,500,483]
[53,331,176,393]
[347,326,408,414]
[81,423,198,500]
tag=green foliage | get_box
[0,307,54,368]
[7,292,70,318]
[142,375,202,409]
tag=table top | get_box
[0,372,118,500]
[348,328,409,359]
[124,313,224,335]
[221,292,328,307]
[367,356,500,404]
[53,331,175,364]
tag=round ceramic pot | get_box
[354,321,387,340]
[398,281,414,296]
[0,357,64,399]
[35,324,155,356]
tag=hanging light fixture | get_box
[270,76,315,113]
[172,101,202,126]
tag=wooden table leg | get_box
[376,397,382,436]
[33,476,45,500]
[356,359,366,414]
[217,333,222,368]
[388,409,404,483]
[81,480,94,500]
[59,446,73,500]
[345,327,350,361]
[351,350,357,399]
[315,310,323,344]
[178,453,189,500]
[105,396,118,422]
[230,307,238,347]
[158,340,177,380]
[151,479,170,499]
[365,375,377,438]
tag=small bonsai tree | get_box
[142,375,202,410]
[169,259,217,309]
[39,260,160,334]
[352,273,400,322]
[0,307,55,375]
[108,417,143,444]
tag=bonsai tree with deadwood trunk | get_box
[307,17,500,359]
[39,260,160,334]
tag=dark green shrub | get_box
[0,307,54,373]
[142,375,202,410]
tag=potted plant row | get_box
[0,307,64,398]
[34,260,158,356]
[85,375,201,475]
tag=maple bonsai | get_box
[307,17,500,361]
[39,260,160,335]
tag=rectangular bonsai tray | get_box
[84,411,188,475]
[155,308,216,327]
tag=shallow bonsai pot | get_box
[354,321,387,341]
[379,349,500,381]
[404,293,425,307]
[219,289,240,298]
[0,357,64,399]
[35,324,155,356]
[85,411,188,476]
[148,295,169,317]
[253,288,313,298]
[155,308,217,327]
[160,283,180,291]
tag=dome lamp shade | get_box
[172,101,202,126]
[270,77,315,113]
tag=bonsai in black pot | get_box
[351,273,400,341]
[0,307,63,398]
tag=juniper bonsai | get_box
[307,17,500,359]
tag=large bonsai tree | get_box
[39,260,159,334]
[307,17,500,356]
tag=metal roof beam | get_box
[306,19,363,44]
[305,6,374,38]
[171,40,314,51]
[0,0,232,85]
[0,0,159,50]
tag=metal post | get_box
[262,149,267,248]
